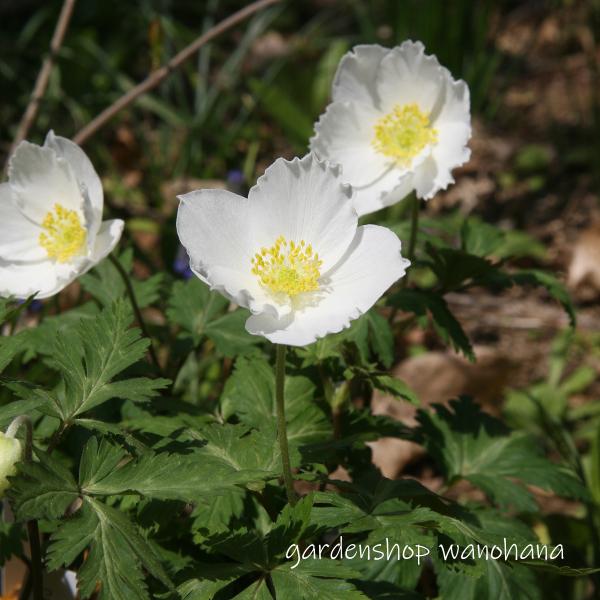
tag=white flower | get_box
[176,153,409,347]
[310,41,471,216]
[0,131,124,299]
[0,432,21,497]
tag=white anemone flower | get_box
[176,153,409,347]
[310,41,471,216]
[0,131,124,299]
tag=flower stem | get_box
[388,194,421,325]
[402,194,420,288]
[7,416,43,600]
[108,253,160,372]
[275,345,297,505]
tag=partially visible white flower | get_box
[0,431,21,497]
[310,41,471,216]
[0,131,124,299]
[176,153,409,347]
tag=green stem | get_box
[389,194,421,325]
[7,416,43,600]
[275,345,297,505]
[108,253,160,371]
[401,194,420,288]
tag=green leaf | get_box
[167,278,259,355]
[344,310,395,368]
[270,561,368,599]
[436,559,541,600]
[461,219,505,258]
[205,309,261,357]
[417,397,588,511]
[0,296,36,326]
[43,300,169,419]
[8,449,79,521]
[79,432,277,501]
[349,369,418,405]
[47,499,172,600]
[221,355,331,447]
[424,243,496,291]
[0,333,27,373]
[191,487,246,542]
[178,577,237,600]
[167,278,229,345]
[80,248,163,309]
[509,270,575,327]
[389,289,474,360]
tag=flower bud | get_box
[0,431,22,497]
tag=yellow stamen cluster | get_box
[372,103,438,165]
[38,203,87,263]
[251,236,322,297]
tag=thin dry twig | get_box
[73,0,281,146]
[6,0,77,166]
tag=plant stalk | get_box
[108,253,160,371]
[402,194,420,288]
[274,345,297,505]
[389,194,421,325]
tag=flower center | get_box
[38,203,87,263]
[372,103,438,165]
[251,236,322,297]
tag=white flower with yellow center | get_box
[176,154,409,346]
[310,41,471,216]
[0,131,124,299]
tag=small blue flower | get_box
[173,245,193,279]
[227,169,245,194]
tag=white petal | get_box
[352,170,414,217]
[310,102,390,188]
[72,219,124,280]
[8,141,86,225]
[248,154,358,272]
[44,131,104,234]
[0,183,46,262]
[412,121,471,200]
[88,219,124,265]
[332,44,388,107]
[0,261,72,300]
[376,41,447,115]
[432,78,470,125]
[245,225,409,346]
[176,189,282,316]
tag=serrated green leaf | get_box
[270,560,368,599]
[364,372,419,405]
[388,289,474,360]
[8,449,79,520]
[205,309,261,357]
[42,300,168,419]
[221,355,331,447]
[80,248,163,309]
[436,559,541,600]
[47,499,172,600]
[417,397,588,511]
[81,428,277,501]
[460,219,505,258]
[167,278,228,345]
